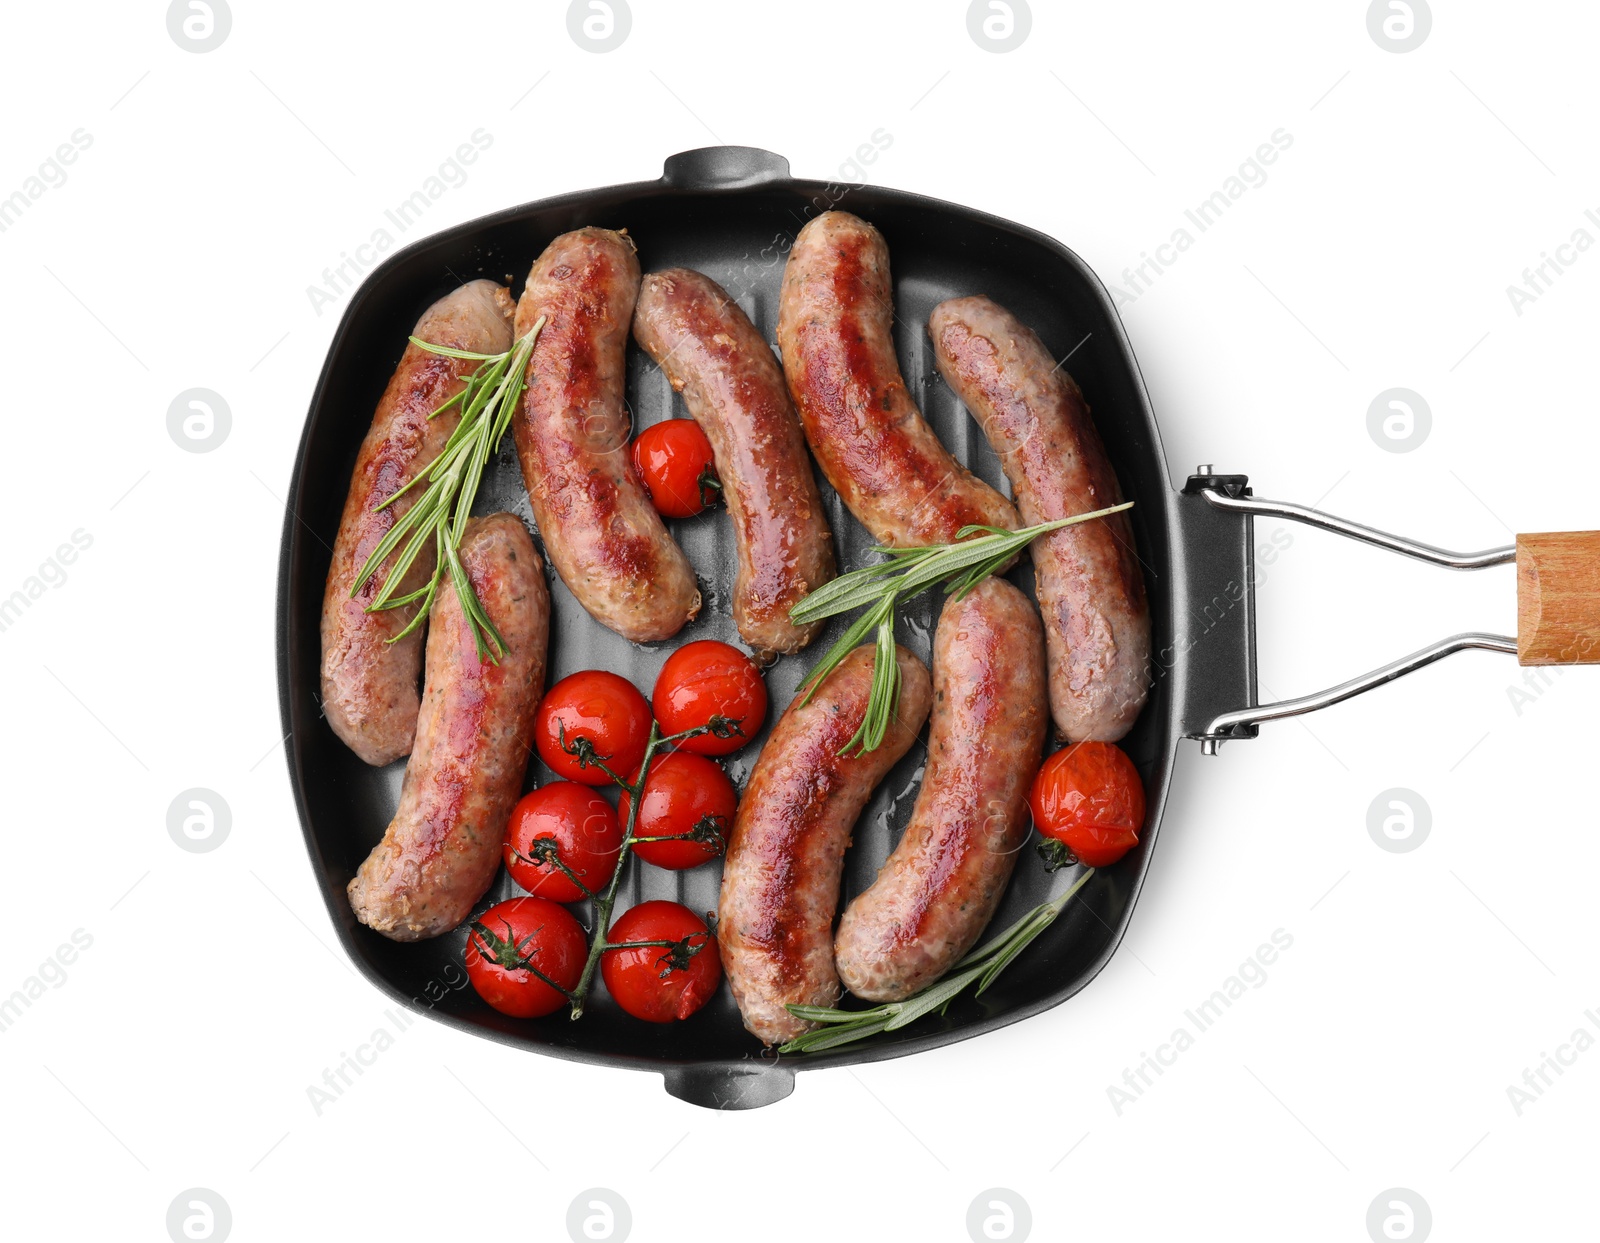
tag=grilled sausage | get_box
[717,644,932,1044]
[776,211,1020,548]
[633,268,837,658]
[835,578,1047,1000]
[929,295,1150,741]
[513,228,700,642]
[321,279,515,765]
[348,514,549,941]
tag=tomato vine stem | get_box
[563,714,743,1019]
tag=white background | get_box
[2,1,1595,1239]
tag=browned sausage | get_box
[776,211,1020,549]
[929,295,1150,741]
[348,514,549,941]
[632,268,837,658]
[513,228,700,642]
[717,644,933,1044]
[321,279,514,765]
[834,578,1047,1000]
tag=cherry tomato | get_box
[619,752,736,870]
[651,640,767,755]
[1028,741,1147,868]
[464,898,586,1019]
[504,783,622,902]
[632,419,720,518]
[534,670,652,785]
[601,900,721,1023]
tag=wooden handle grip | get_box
[1517,532,1600,664]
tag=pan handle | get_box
[1183,470,1520,752]
[660,1062,795,1109]
[1197,631,1517,751]
[1516,532,1600,664]
[661,146,791,191]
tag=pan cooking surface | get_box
[278,156,1178,1098]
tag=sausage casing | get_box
[776,211,1020,548]
[513,228,700,643]
[835,578,1047,1001]
[716,644,933,1044]
[633,267,836,658]
[321,279,514,765]
[929,295,1150,741]
[347,514,549,941]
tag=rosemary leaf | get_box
[358,486,444,605]
[796,594,896,705]
[881,966,985,1031]
[789,556,930,623]
[781,1015,895,1053]
[840,602,901,755]
[444,535,506,662]
[786,1002,892,1023]
[385,527,444,646]
[405,336,504,361]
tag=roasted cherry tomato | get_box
[601,900,721,1023]
[504,782,622,902]
[619,752,736,870]
[632,419,720,518]
[1028,741,1146,868]
[464,898,586,1019]
[534,670,652,785]
[651,640,767,755]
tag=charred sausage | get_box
[632,267,837,658]
[513,228,700,642]
[776,211,1021,548]
[321,279,515,765]
[348,514,549,941]
[929,295,1150,741]
[834,578,1047,1000]
[717,644,933,1044]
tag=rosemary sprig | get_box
[778,867,1096,1054]
[349,317,547,663]
[790,502,1133,753]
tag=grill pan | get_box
[277,146,1544,1109]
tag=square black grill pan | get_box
[277,146,1272,1109]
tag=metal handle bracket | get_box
[1186,472,1516,753]
[1197,487,1515,570]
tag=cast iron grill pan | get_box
[277,147,1186,1108]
